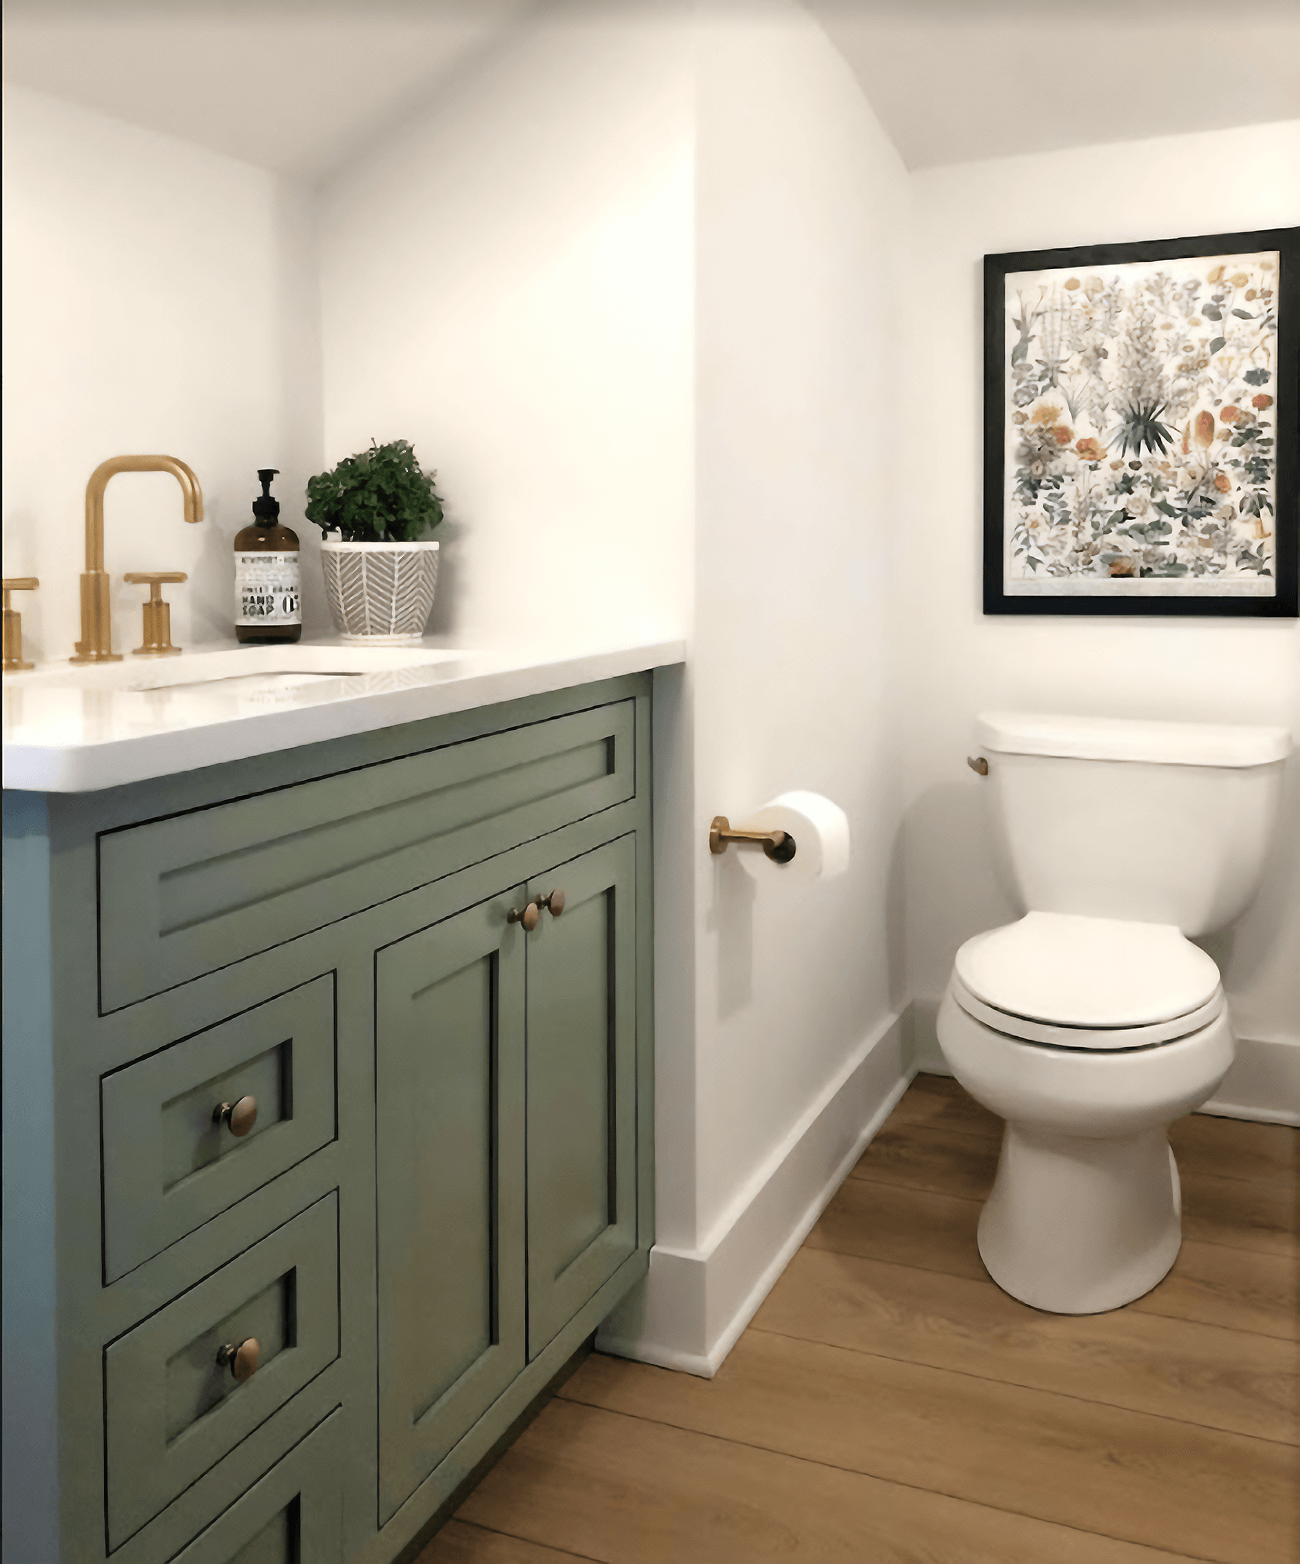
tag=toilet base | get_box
[977,1125,1182,1314]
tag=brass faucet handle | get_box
[125,571,188,657]
[2,577,39,672]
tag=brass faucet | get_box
[72,456,203,663]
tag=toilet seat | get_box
[952,911,1224,1050]
[950,972,1226,1051]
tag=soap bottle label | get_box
[235,552,301,626]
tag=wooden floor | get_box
[419,1075,1299,1564]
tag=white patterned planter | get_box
[319,540,440,643]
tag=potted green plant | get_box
[305,439,444,642]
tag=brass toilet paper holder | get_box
[708,816,797,863]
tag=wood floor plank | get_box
[1133,1238,1300,1340]
[853,1086,1296,1264]
[459,1396,1197,1564]
[849,1118,999,1199]
[1171,1115,1298,1185]
[417,1520,590,1563]
[804,1171,987,1278]
[751,1245,1298,1443]
[853,1116,1300,1250]
[810,1171,1300,1340]
[887,1071,1003,1141]
[561,1341,1299,1564]
[893,1081,1298,1193]
[1181,1167,1299,1257]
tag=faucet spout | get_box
[73,455,204,663]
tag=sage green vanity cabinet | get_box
[525,835,638,1361]
[2,672,656,1564]
[166,1409,345,1564]
[96,698,636,1012]
[105,1193,340,1550]
[375,890,527,1525]
[101,976,337,1283]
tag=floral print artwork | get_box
[1003,250,1279,597]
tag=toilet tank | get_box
[974,712,1291,937]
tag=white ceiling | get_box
[807,0,1300,169]
[4,0,1299,178]
[1,0,540,180]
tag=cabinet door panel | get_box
[527,836,637,1358]
[375,890,526,1525]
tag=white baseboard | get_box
[596,1009,912,1378]
[907,995,950,1076]
[909,992,1295,1126]
[1200,1035,1299,1125]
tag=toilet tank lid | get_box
[976,711,1291,768]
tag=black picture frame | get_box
[983,227,1298,617]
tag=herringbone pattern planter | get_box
[320,541,440,642]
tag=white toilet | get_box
[937,710,1291,1315]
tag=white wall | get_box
[690,1,908,1242]
[1,86,326,659]
[317,6,694,649]
[602,0,912,1374]
[901,122,1300,1091]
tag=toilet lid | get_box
[950,972,1225,1049]
[954,911,1221,1028]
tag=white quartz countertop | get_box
[2,634,685,792]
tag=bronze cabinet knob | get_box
[216,1338,259,1381]
[214,1096,258,1136]
[507,902,540,931]
[537,890,566,917]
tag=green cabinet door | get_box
[526,835,638,1359]
[375,888,527,1526]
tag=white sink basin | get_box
[7,642,467,693]
[2,639,478,786]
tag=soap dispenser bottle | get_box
[234,468,301,643]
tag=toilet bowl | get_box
[938,912,1235,1313]
[938,711,1290,1315]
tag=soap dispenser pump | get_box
[234,468,301,643]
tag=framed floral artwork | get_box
[983,228,1297,616]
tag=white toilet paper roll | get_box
[733,790,850,882]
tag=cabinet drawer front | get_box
[99,701,635,1011]
[102,977,336,1283]
[375,889,527,1526]
[527,836,638,1359]
[164,1409,342,1564]
[105,1193,339,1550]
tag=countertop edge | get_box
[2,640,685,794]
